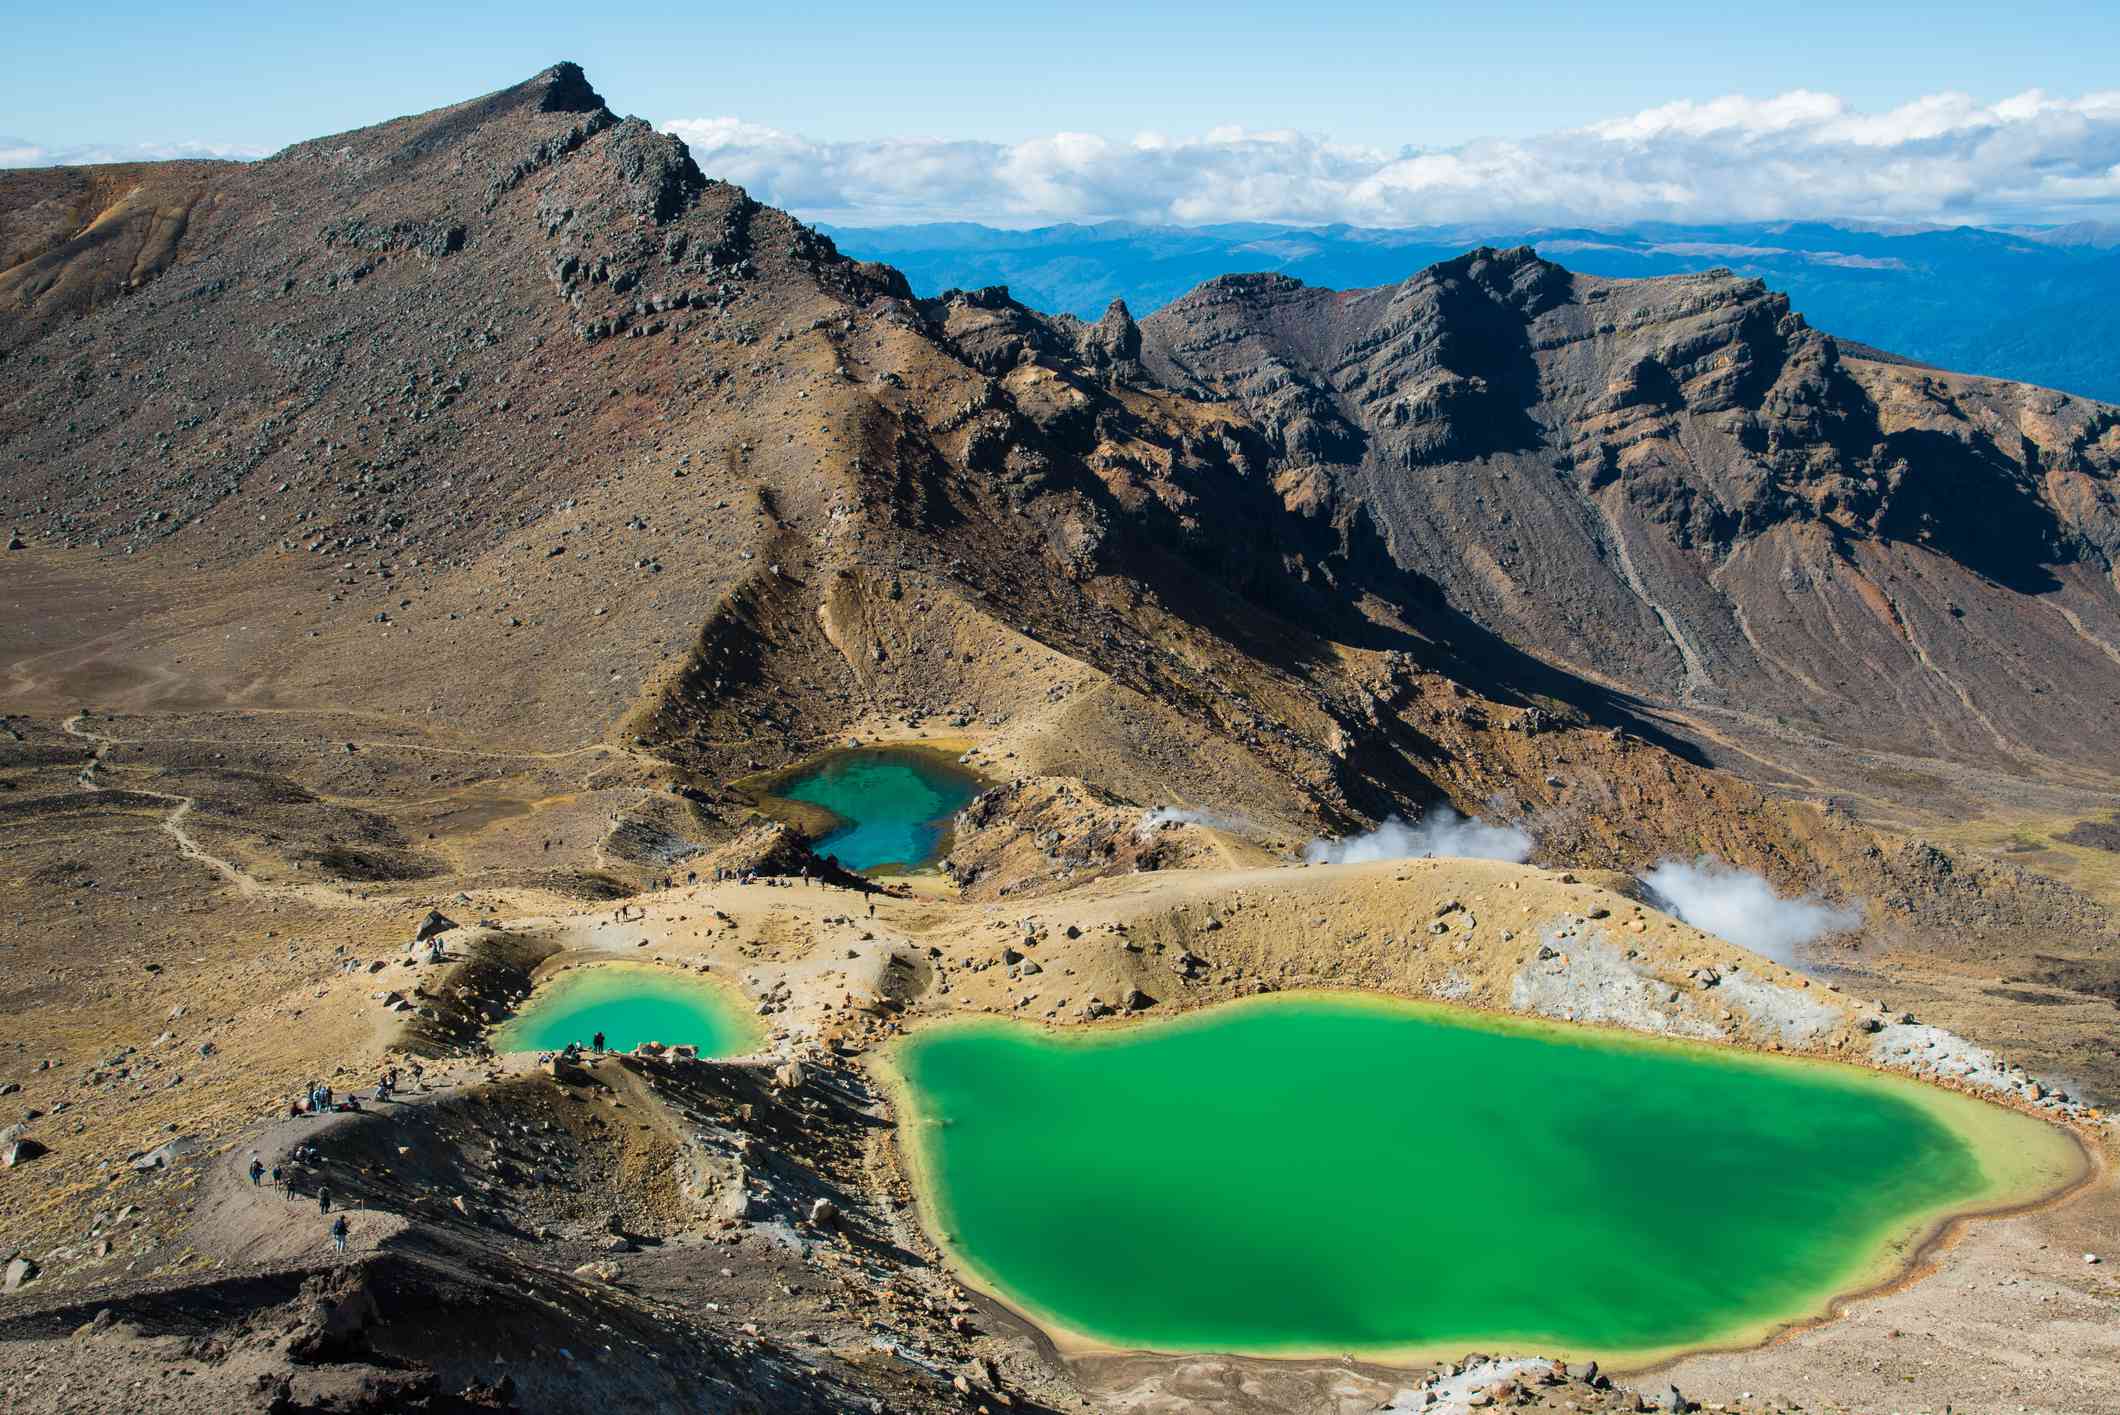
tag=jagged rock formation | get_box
[1136,251,2120,779]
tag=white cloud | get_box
[0,136,265,169]
[662,86,2120,227]
[14,86,2118,227]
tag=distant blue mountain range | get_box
[824,219,2120,403]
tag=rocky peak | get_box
[924,285,1075,374]
[533,60,606,114]
[1135,247,2120,764]
[1081,297,1142,369]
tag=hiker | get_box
[272,1164,286,1194]
[249,1155,265,1187]
[868,899,876,918]
[800,865,809,887]
[592,1030,606,1054]
[318,1186,332,1215]
[331,1214,349,1254]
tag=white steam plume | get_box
[1639,857,1863,965]
[1302,808,1533,866]
[1137,805,1243,835]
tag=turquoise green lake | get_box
[492,964,761,1055]
[772,747,981,873]
[890,994,2082,1363]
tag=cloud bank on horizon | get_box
[659,88,2120,227]
[10,87,2118,231]
[0,137,265,168]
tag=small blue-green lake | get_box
[492,964,762,1055]
[761,747,983,874]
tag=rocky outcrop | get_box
[1078,297,1144,376]
[1140,248,2120,772]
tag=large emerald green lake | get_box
[492,964,761,1056]
[890,994,2081,1363]
[768,747,981,874]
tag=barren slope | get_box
[1139,255,2120,809]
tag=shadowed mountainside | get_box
[1136,255,2120,787]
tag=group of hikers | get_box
[290,1066,403,1118]
[700,862,875,917]
[266,1065,410,1253]
[245,1142,348,1251]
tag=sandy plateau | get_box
[3,703,2114,1414]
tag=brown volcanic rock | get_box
[0,159,235,353]
[1,67,2113,921]
[1,63,2113,906]
[1139,248,2120,775]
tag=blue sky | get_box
[10,0,2118,151]
[9,2,2120,227]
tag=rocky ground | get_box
[2,805,2114,1412]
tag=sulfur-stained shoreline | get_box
[874,988,2094,1374]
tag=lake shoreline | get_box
[871,988,2096,1374]
[491,957,766,1057]
[733,739,988,876]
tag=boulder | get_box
[3,1257,35,1292]
[412,910,458,943]
[808,1197,838,1228]
[130,1136,200,1171]
[3,1137,47,1167]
